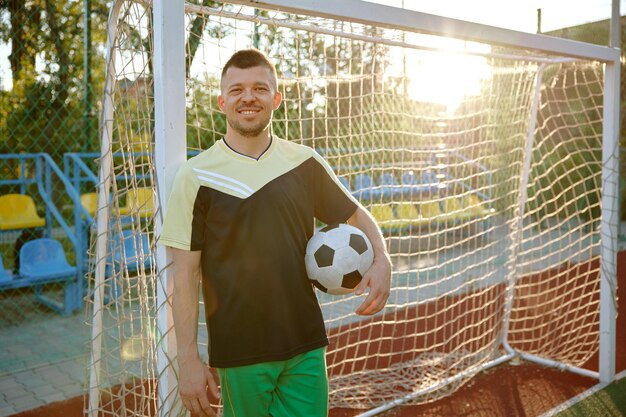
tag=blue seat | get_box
[112,230,153,272]
[421,170,446,192]
[19,238,77,281]
[353,173,377,202]
[401,171,420,199]
[401,171,441,198]
[338,176,351,192]
[0,254,11,283]
[379,172,400,200]
[105,230,153,303]
[18,238,79,315]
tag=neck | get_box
[223,130,272,159]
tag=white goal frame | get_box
[90,1,621,416]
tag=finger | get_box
[189,398,203,417]
[206,371,221,399]
[181,399,192,413]
[357,284,389,315]
[356,285,379,315]
[354,274,370,296]
[358,297,384,315]
[198,395,216,417]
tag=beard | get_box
[227,115,271,138]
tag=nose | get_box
[241,88,255,102]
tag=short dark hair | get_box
[221,49,278,89]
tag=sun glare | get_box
[391,40,493,114]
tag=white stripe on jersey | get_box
[193,168,255,197]
[195,175,253,198]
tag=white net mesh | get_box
[86,1,610,415]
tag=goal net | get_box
[86,1,618,415]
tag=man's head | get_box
[218,49,282,139]
[220,49,278,92]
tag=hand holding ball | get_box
[305,224,374,295]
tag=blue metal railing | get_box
[0,153,92,314]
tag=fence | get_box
[0,1,624,413]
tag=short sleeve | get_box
[311,152,358,225]
[158,163,202,251]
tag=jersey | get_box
[159,137,358,368]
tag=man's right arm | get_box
[169,247,219,417]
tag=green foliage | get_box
[0,0,109,159]
[187,80,226,150]
[525,63,603,224]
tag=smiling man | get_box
[159,49,391,417]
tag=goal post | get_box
[597,1,622,385]
[153,0,186,414]
[86,1,621,416]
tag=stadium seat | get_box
[19,238,77,281]
[353,173,377,201]
[0,194,45,230]
[112,229,153,272]
[369,204,396,228]
[338,176,352,192]
[442,196,465,223]
[104,230,153,303]
[421,170,438,186]
[416,200,442,226]
[0,254,11,283]
[395,203,419,222]
[119,187,154,217]
[80,192,97,217]
[379,172,400,200]
[463,194,492,218]
[18,238,80,315]
[401,171,421,198]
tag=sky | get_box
[0,0,623,91]
[367,0,625,33]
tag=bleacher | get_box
[339,169,494,235]
[320,146,495,235]
[0,148,493,315]
[0,154,86,315]
[0,152,155,315]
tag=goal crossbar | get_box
[227,0,621,62]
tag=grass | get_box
[555,377,626,417]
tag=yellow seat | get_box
[463,194,492,217]
[120,187,154,218]
[80,192,98,217]
[415,200,442,226]
[0,194,45,230]
[370,204,397,228]
[395,203,419,227]
[442,196,466,222]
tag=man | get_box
[159,48,391,417]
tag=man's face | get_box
[218,66,282,138]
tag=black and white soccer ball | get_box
[305,223,374,295]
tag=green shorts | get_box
[217,347,328,417]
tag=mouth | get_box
[237,108,262,115]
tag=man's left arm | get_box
[347,206,392,316]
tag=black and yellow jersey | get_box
[159,137,358,368]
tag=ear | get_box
[217,95,225,111]
[273,91,282,110]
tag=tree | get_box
[0,0,109,156]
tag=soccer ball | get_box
[305,223,374,295]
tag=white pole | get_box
[500,64,545,355]
[154,0,187,415]
[226,0,618,62]
[598,0,621,384]
[87,2,123,416]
